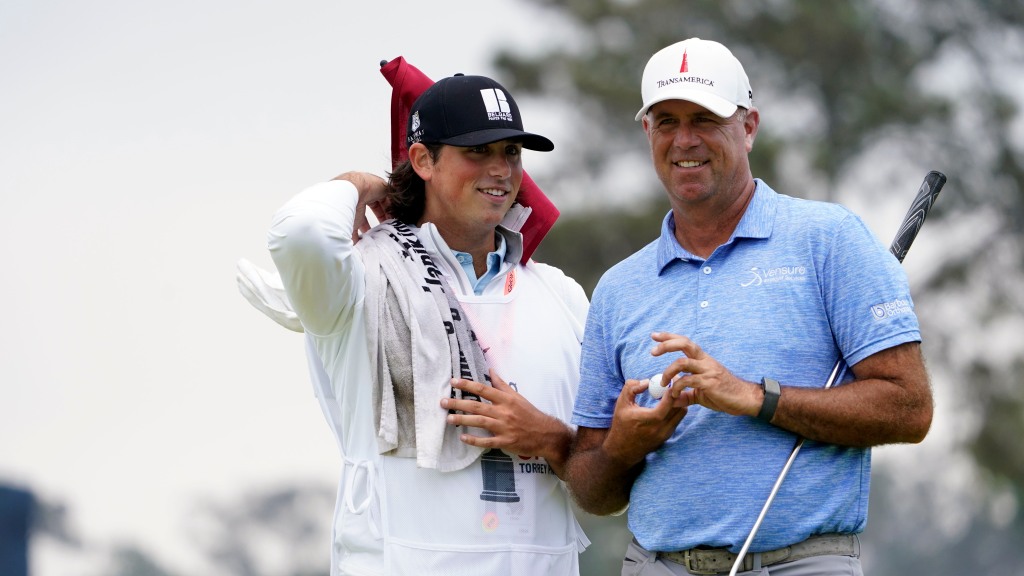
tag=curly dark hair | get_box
[385,143,442,225]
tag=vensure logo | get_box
[871,299,912,319]
[740,265,808,287]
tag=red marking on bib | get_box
[504,269,516,295]
[482,511,500,532]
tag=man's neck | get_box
[672,181,756,259]
[439,227,499,276]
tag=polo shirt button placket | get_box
[699,264,711,309]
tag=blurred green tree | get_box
[188,483,333,576]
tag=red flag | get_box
[379,56,559,261]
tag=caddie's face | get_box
[643,99,757,209]
[418,140,523,235]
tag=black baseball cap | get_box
[406,74,554,152]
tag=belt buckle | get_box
[681,550,718,576]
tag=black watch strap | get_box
[758,377,781,422]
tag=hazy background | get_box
[3,1,1024,575]
[0,1,562,573]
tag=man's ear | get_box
[743,107,760,152]
[408,142,435,181]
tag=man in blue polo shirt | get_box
[565,38,934,575]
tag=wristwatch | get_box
[758,377,781,423]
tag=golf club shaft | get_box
[727,171,945,576]
[726,362,843,576]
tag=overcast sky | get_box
[0,1,564,573]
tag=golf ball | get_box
[648,373,669,399]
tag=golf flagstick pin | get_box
[648,373,670,399]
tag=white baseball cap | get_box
[635,38,753,121]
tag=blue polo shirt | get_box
[573,179,920,553]
[453,234,507,295]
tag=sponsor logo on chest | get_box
[740,265,808,287]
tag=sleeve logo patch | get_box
[871,298,912,319]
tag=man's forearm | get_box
[565,433,643,516]
[531,415,574,480]
[770,342,933,447]
[770,377,932,447]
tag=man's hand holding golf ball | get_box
[596,331,769,490]
[645,331,765,418]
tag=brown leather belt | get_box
[659,533,858,575]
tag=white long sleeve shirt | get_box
[268,180,590,576]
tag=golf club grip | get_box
[889,171,945,263]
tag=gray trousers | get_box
[621,539,864,576]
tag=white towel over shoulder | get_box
[357,220,490,472]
